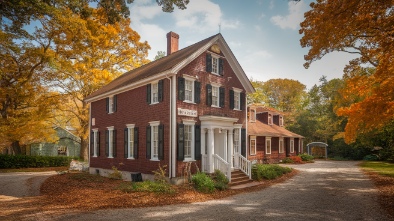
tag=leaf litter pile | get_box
[1,170,297,219]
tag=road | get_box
[47,161,391,221]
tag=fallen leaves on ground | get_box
[0,170,297,219]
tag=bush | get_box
[282,157,294,164]
[252,164,292,181]
[298,153,314,162]
[363,154,380,161]
[108,166,123,179]
[212,169,229,191]
[289,156,303,164]
[0,154,72,169]
[191,172,215,193]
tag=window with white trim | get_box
[290,139,294,153]
[268,114,273,125]
[233,128,240,154]
[107,126,114,158]
[127,124,135,159]
[250,136,256,155]
[183,120,195,160]
[149,121,160,160]
[266,137,271,154]
[212,56,219,74]
[152,82,159,104]
[279,116,284,126]
[212,85,219,107]
[93,129,99,157]
[279,138,284,153]
[250,109,256,122]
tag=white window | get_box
[183,120,195,160]
[126,124,135,159]
[150,121,160,160]
[107,126,114,158]
[279,138,284,153]
[250,136,256,155]
[183,75,196,103]
[279,116,284,126]
[212,56,219,74]
[152,82,159,104]
[268,114,272,125]
[93,129,99,157]
[250,109,256,122]
[233,88,242,110]
[266,137,271,154]
[290,139,294,153]
[233,128,240,154]
[212,85,219,107]
[108,96,114,114]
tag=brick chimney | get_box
[166,31,179,55]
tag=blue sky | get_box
[128,0,358,89]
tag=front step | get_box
[229,170,253,187]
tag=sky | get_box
[128,0,358,89]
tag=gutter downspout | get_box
[88,104,91,167]
[165,75,172,179]
[171,74,177,178]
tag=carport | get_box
[306,142,328,159]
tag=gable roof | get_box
[249,104,284,115]
[85,33,255,103]
[248,120,304,138]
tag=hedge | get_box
[0,154,73,169]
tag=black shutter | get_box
[146,84,151,104]
[146,126,151,159]
[194,81,201,103]
[90,132,94,156]
[219,58,223,76]
[206,84,212,106]
[178,77,185,101]
[106,97,109,113]
[229,90,234,109]
[177,124,184,161]
[195,125,201,160]
[124,128,128,158]
[241,128,246,157]
[97,131,100,156]
[158,80,164,102]
[206,53,212,72]
[105,130,109,157]
[113,95,117,112]
[219,87,225,108]
[113,129,117,157]
[158,124,164,160]
[134,127,139,159]
[240,92,245,110]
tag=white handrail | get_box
[236,153,252,179]
[213,154,232,182]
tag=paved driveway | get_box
[48,161,390,221]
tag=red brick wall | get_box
[90,79,170,175]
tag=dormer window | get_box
[250,109,256,122]
[268,114,273,125]
[279,116,284,126]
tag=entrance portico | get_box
[199,115,245,181]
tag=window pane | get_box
[129,128,134,158]
[153,126,158,158]
[152,83,158,103]
[212,86,219,106]
[185,80,193,102]
[212,57,218,74]
[184,125,192,158]
[234,92,240,109]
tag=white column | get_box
[201,128,206,172]
[227,129,233,168]
[207,128,214,173]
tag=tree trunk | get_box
[11,141,22,155]
[80,136,89,161]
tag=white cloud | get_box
[270,1,307,30]
[129,0,162,22]
[269,0,275,10]
[172,0,239,33]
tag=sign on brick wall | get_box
[177,108,198,117]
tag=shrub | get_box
[0,154,72,169]
[282,157,294,164]
[363,154,380,161]
[252,164,292,181]
[212,169,229,191]
[153,164,169,184]
[108,166,123,179]
[117,180,175,194]
[298,153,314,162]
[289,156,303,164]
[191,172,215,193]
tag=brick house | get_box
[84,32,255,183]
[247,104,304,163]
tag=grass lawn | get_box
[360,161,394,177]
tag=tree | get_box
[154,51,166,60]
[300,0,394,143]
